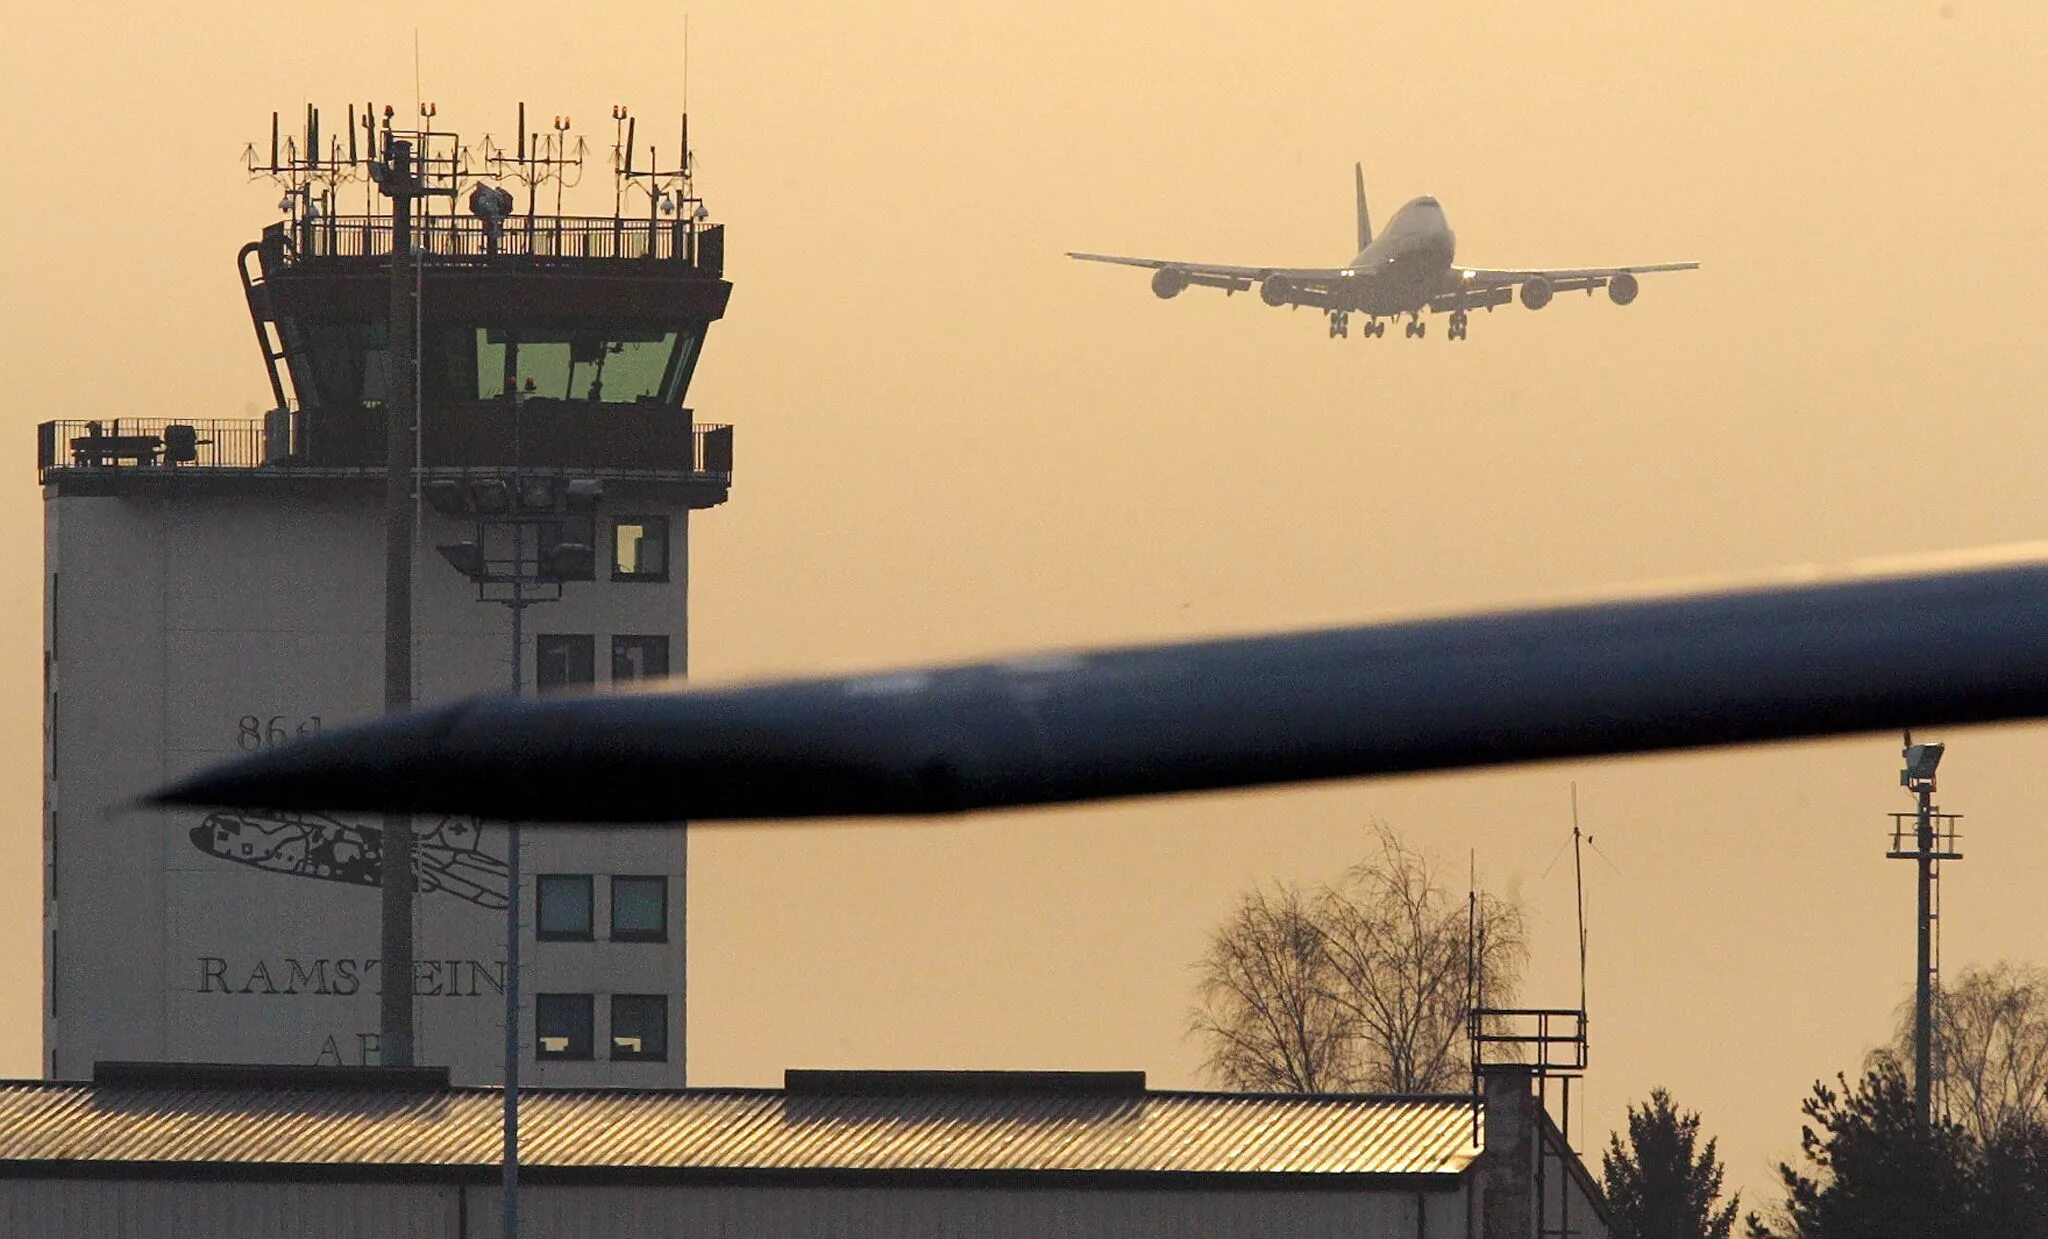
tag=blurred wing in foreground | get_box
[152,553,2048,824]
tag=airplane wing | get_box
[1431,261,1698,312]
[1067,252,1357,303]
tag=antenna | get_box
[1468,848,1481,1147]
[483,104,583,221]
[1572,782,1587,1019]
[246,102,369,240]
[612,106,704,236]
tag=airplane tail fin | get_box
[1354,163,1372,251]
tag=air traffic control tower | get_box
[37,105,728,1085]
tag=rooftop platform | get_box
[37,414,732,507]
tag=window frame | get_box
[610,516,671,583]
[611,635,671,682]
[609,875,669,943]
[535,873,595,942]
[609,993,669,1062]
[535,634,596,693]
[535,993,595,1061]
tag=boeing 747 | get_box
[1068,164,1697,340]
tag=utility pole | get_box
[374,133,421,1068]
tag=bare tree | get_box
[1191,824,1528,1094]
[1891,961,2048,1144]
[1318,825,1528,1092]
[1190,882,1356,1092]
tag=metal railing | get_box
[1469,1007,1589,1074]
[39,419,271,475]
[38,417,733,485]
[272,215,720,266]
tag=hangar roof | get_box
[0,1068,1483,1186]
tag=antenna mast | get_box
[1572,782,1588,1020]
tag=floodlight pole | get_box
[503,395,527,1239]
[377,136,421,1069]
[1889,735,1954,1137]
[1912,770,1934,1133]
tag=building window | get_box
[536,874,593,941]
[611,876,668,943]
[535,993,594,1060]
[612,635,670,682]
[611,994,668,1061]
[612,517,669,581]
[536,635,595,693]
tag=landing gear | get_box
[1448,310,1469,341]
[1328,310,1350,339]
[1404,314,1426,339]
[1362,318,1385,338]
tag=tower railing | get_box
[37,417,733,485]
[267,215,724,268]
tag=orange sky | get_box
[6,0,2047,1203]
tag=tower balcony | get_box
[36,411,733,507]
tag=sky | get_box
[5,0,2048,1206]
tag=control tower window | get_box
[536,994,594,1061]
[610,994,668,1062]
[611,876,668,943]
[612,517,669,581]
[303,320,390,409]
[536,634,595,693]
[612,636,670,682]
[536,874,594,941]
[476,328,697,404]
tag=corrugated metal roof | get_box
[0,1082,1481,1179]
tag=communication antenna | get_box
[1467,848,1481,1147]
[614,106,703,227]
[480,103,586,221]
[1571,783,1588,1021]
[244,103,365,239]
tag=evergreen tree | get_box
[1746,1058,1978,1239]
[1602,1088,1740,1239]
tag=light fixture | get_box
[468,478,511,514]
[435,542,485,580]
[468,183,515,223]
[1903,742,1945,783]
[518,475,558,511]
[562,478,603,512]
[540,542,595,581]
[423,479,468,516]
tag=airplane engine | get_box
[1151,266,1190,299]
[1520,277,1554,311]
[1260,276,1295,307]
[1608,272,1639,305]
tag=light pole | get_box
[429,388,600,1239]
[371,132,423,1070]
[1889,735,1958,1135]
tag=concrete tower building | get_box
[38,109,731,1086]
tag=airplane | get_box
[155,548,2048,825]
[1068,164,1698,341]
